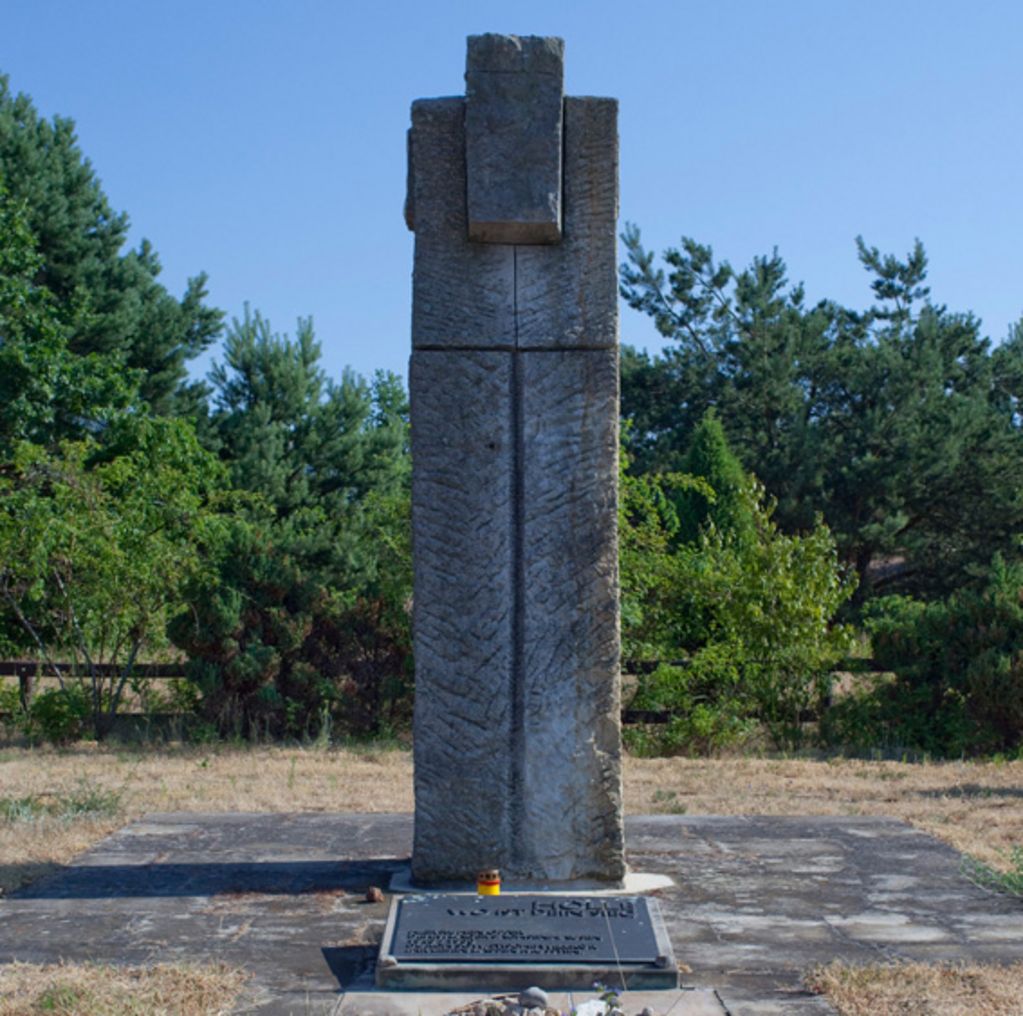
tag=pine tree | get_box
[170,309,412,738]
[620,225,1023,599]
[676,409,753,544]
[0,75,222,417]
[0,186,132,452]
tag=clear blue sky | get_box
[4,0,1022,386]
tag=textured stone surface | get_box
[465,34,564,245]
[410,350,515,883]
[466,33,564,75]
[516,98,619,348]
[409,98,515,348]
[518,349,623,880]
[408,37,623,886]
[409,349,623,883]
[407,96,619,350]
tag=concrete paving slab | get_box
[1,813,1020,1015]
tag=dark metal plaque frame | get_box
[376,894,679,991]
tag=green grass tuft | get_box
[0,781,122,823]
[963,845,1023,896]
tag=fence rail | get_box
[0,660,186,679]
[0,660,187,714]
[2,659,879,726]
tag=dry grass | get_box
[623,754,1023,870]
[0,960,247,1015]
[805,960,1023,1015]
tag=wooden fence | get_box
[1,658,877,725]
[0,660,185,709]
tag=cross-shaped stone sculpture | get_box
[407,34,624,885]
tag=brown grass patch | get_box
[0,960,247,1015]
[623,755,1023,871]
[0,743,412,894]
[805,960,1023,1015]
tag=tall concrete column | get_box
[407,34,624,885]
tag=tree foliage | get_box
[621,418,855,750]
[0,419,226,738]
[0,75,222,417]
[0,186,133,453]
[824,557,1023,756]
[620,226,1023,600]
[169,311,413,738]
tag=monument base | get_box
[388,865,674,895]
[375,893,680,991]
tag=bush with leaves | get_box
[0,418,227,739]
[21,685,90,745]
[622,414,855,751]
[298,487,413,737]
[170,490,413,740]
[824,557,1023,756]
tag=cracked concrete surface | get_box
[1,814,1021,1014]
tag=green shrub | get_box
[628,657,755,755]
[847,557,1023,755]
[170,501,413,741]
[622,478,854,750]
[23,685,90,745]
[620,414,855,753]
[820,675,975,758]
[0,680,22,733]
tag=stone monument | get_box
[407,33,623,885]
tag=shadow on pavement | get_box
[8,857,404,900]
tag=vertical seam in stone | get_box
[510,246,526,873]
[560,97,567,241]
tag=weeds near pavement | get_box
[0,780,122,823]
[805,960,1023,1015]
[651,788,687,815]
[0,960,247,1016]
[962,845,1023,897]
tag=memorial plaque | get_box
[395,894,656,962]
[376,894,678,990]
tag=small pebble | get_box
[365,885,384,903]
[518,987,548,1010]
